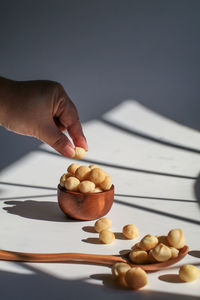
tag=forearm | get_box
[0,76,17,126]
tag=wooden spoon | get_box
[0,245,188,271]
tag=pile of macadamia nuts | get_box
[60,163,112,193]
[129,228,186,265]
[90,219,199,289]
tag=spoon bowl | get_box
[57,184,114,221]
[127,245,189,271]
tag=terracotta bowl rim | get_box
[57,184,114,195]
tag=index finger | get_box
[67,119,88,151]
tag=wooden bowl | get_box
[57,184,114,221]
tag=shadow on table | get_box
[0,127,42,171]
[81,237,101,245]
[1,181,199,225]
[0,263,199,300]
[38,148,196,180]
[114,198,200,226]
[0,182,56,191]
[188,250,200,259]
[3,199,76,222]
[158,274,183,283]
[194,172,200,209]
[100,119,200,155]
[1,98,199,173]
[115,193,197,203]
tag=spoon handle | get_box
[0,249,126,265]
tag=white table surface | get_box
[0,100,200,300]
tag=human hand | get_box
[0,77,88,157]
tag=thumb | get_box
[40,124,75,157]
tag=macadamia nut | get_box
[89,164,99,170]
[73,147,86,160]
[112,262,131,279]
[122,224,139,240]
[67,163,81,175]
[99,176,112,191]
[125,267,148,290]
[79,180,95,193]
[89,168,106,185]
[129,250,148,264]
[139,235,158,251]
[179,265,200,282]
[152,243,172,262]
[75,166,91,181]
[65,176,80,192]
[148,250,157,263]
[167,228,186,249]
[99,230,115,244]
[94,217,112,233]
[132,242,142,251]
[170,247,179,258]
[93,187,103,193]
[60,173,71,187]
[112,262,131,287]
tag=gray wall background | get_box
[0,0,200,170]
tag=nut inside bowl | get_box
[57,184,114,221]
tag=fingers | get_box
[67,119,88,151]
[53,87,88,152]
[53,117,66,131]
[41,124,75,157]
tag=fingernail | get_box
[84,140,88,151]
